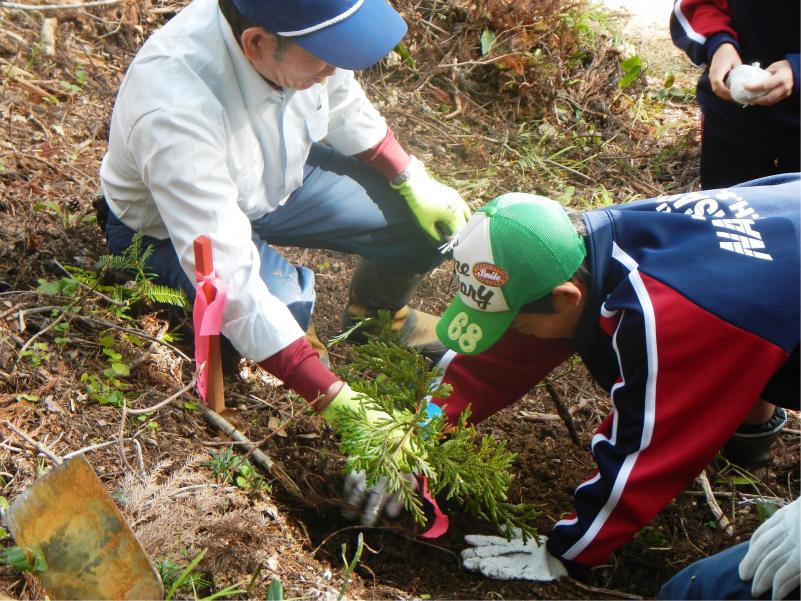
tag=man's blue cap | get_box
[231,0,407,70]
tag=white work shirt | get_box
[100,0,388,361]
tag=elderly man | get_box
[99,0,469,414]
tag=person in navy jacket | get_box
[431,174,799,580]
[670,0,799,189]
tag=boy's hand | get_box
[710,43,742,101]
[747,60,794,106]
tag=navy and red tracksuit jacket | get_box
[433,173,800,571]
[670,0,800,130]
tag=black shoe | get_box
[721,407,787,470]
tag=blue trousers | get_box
[106,144,443,331]
[658,542,757,600]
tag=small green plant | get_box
[480,28,496,56]
[161,549,245,601]
[28,40,44,67]
[60,63,87,95]
[638,526,668,547]
[337,533,364,601]
[80,336,134,407]
[0,497,8,541]
[618,54,645,89]
[206,447,271,493]
[265,578,283,601]
[158,557,210,593]
[74,63,87,86]
[2,546,48,573]
[20,342,50,367]
[333,313,541,539]
[754,499,780,523]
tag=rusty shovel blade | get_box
[5,455,163,600]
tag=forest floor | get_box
[0,1,798,600]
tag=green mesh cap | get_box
[436,193,586,355]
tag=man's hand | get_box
[461,531,567,582]
[709,43,742,101]
[739,497,800,599]
[320,382,389,428]
[341,403,442,525]
[746,60,795,106]
[342,470,416,526]
[392,157,470,244]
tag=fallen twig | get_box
[696,469,734,535]
[62,437,136,459]
[2,420,61,464]
[126,376,196,415]
[544,379,581,446]
[0,0,121,11]
[198,403,304,500]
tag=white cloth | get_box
[739,498,800,600]
[461,532,567,582]
[100,0,388,361]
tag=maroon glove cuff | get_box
[258,337,340,403]
[356,127,411,180]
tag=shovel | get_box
[4,455,163,600]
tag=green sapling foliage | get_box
[333,313,540,540]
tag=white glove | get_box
[342,470,417,527]
[739,497,800,599]
[461,531,567,582]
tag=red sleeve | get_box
[258,338,339,403]
[433,329,573,425]
[670,0,738,65]
[546,273,789,568]
[355,127,411,180]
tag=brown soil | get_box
[0,2,798,600]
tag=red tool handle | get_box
[193,235,225,413]
[194,235,215,300]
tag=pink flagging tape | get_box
[420,475,449,539]
[192,274,228,401]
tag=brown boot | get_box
[306,324,331,369]
[342,259,445,361]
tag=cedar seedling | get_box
[333,313,540,540]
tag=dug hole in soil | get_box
[1,1,799,599]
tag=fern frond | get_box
[144,284,189,309]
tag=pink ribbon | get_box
[419,475,449,539]
[193,274,228,402]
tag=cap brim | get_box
[436,295,517,355]
[294,0,407,70]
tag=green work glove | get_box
[391,157,471,244]
[321,383,422,471]
[321,383,389,429]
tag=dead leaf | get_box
[267,417,287,437]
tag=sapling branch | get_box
[333,313,540,539]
